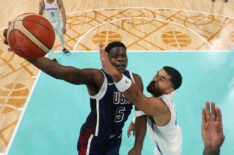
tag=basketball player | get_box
[127,102,225,155]
[3,32,146,154]
[99,43,183,155]
[39,0,70,62]
[202,102,225,155]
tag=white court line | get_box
[72,17,213,51]
[17,108,24,111]
[67,7,234,19]
[1,7,233,32]
[69,7,233,51]
[5,71,42,155]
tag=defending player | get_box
[99,42,183,155]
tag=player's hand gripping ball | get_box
[5,13,55,59]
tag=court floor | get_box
[0,0,234,154]
[4,51,234,155]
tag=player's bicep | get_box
[64,67,100,85]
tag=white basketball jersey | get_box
[43,0,61,23]
[147,93,182,155]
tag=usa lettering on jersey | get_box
[113,92,131,105]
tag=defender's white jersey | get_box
[43,0,61,23]
[147,93,182,155]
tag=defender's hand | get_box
[202,102,225,153]
[127,121,136,138]
[99,42,119,76]
[128,147,141,155]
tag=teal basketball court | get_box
[7,51,234,155]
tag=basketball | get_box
[6,13,55,59]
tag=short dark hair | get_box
[163,66,182,90]
[104,41,126,53]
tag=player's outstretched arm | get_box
[99,42,168,116]
[202,102,225,155]
[3,29,103,88]
[28,57,102,85]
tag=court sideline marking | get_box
[4,71,42,155]
[1,7,233,31]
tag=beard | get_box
[147,81,163,97]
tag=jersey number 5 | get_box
[115,107,125,123]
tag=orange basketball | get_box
[7,13,55,59]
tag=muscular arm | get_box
[100,43,168,117]
[28,57,103,95]
[134,115,147,150]
[39,0,44,15]
[4,25,102,96]
[114,74,167,117]
[132,74,147,151]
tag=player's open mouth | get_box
[116,65,126,69]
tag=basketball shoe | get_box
[63,48,70,55]
[52,57,57,63]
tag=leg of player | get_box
[58,21,70,55]
[59,32,70,55]
[106,136,122,155]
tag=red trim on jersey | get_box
[78,130,93,155]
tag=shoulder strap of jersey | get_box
[90,70,108,100]
[123,70,135,83]
[100,69,113,83]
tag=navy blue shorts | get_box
[77,126,122,155]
